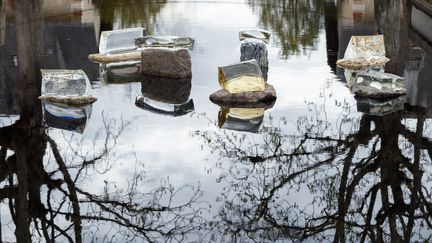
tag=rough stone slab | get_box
[336,57,390,70]
[352,85,406,100]
[89,52,141,64]
[39,95,97,106]
[141,48,192,78]
[209,84,276,108]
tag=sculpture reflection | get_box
[135,75,194,116]
[42,102,92,133]
[195,90,432,242]
[0,1,203,242]
[218,107,265,133]
[100,63,141,84]
[356,96,405,116]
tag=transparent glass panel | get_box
[99,27,145,54]
[239,28,271,43]
[135,36,194,49]
[41,69,91,97]
[218,59,265,94]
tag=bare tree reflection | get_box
[0,1,204,242]
[194,97,432,242]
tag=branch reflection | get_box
[195,92,432,242]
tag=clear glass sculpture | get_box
[218,59,265,94]
[99,27,146,54]
[239,28,271,43]
[135,36,194,49]
[41,69,91,97]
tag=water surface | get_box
[1,0,432,242]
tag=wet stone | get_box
[141,48,192,78]
[210,84,276,108]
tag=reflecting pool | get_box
[0,0,432,242]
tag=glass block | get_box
[337,35,390,69]
[239,28,271,43]
[218,59,265,94]
[135,36,194,49]
[41,69,91,97]
[99,27,145,54]
[342,66,384,88]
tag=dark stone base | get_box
[209,84,277,108]
[352,86,407,100]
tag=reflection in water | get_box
[0,1,203,242]
[100,63,141,84]
[42,102,92,133]
[218,107,265,133]
[196,90,432,242]
[356,96,405,116]
[335,0,432,112]
[95,0,167,32]
[248,0,325,58]
[2,0,432,241]
[135,75,194,116]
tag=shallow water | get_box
[1,0,432,242]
